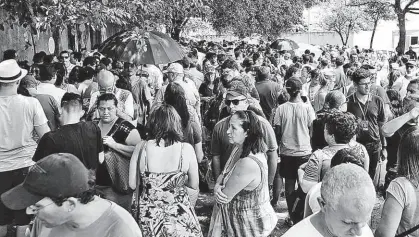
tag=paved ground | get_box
[195,191,385,237]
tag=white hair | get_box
[321,163,376,211]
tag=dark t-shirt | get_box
[386,123,416,171]
[255,80,281,122]
[34,94,60,131]
[96,118,136,186]
[347,94,386,145]
[33,122,103,170]
[183,120,202,146]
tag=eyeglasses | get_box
[225,99,245,106]
[358,81,372,86]
[28,202,55,214]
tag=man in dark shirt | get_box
[33,93,104,172]
[405,46,417,60]
[381,80,419,190]
[255,66,281,122]
[347,69,386,179]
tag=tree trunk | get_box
[396,12,406,55]
[337,31,346,45]
[171,26,181,41]
[370,19,378,49]
[52,26,61,56]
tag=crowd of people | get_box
[0,38,419,237]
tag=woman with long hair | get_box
[164,83,203,163]
[129,104,202,236]
[208,110,277,237]
[376,127,419,237]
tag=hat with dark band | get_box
[0,60,28,83]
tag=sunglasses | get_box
[225,99,245,106]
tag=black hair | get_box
[351,68,371,84]
[96,93,118,108]
[330,148,364,168]
[233,110,267,158]
[146,104,183,147]
[100,57,112,67]
[61,92,83,109]
[221,59,239,71]
[38,64,57,82]
[77,66,95,83]
[3,49,17,60]
[83,56,96,67]
[33,52,45,64]
[50,189,96,206]
[325,112,357,144]
[164,83,190,129]
[284,66,299,81]
[43,55,54,64]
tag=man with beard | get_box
[381,79,419,190]
[211,81,278,201]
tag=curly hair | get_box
[146,104,183,147]
[351,68,372,84]
[325,112,357,144]
[233,110,267,158]
[50,189,96,206]
[221,59,239,71]
[164,83,190,129]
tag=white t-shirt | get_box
[0,95,48,172]
[282,213,374,237]
[36,83,66,105]
[30,201,142,237]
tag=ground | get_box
[195,191,385,237]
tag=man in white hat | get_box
[152,63,200,119]
[0,59,50,237]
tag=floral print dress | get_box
[137,144,203,237]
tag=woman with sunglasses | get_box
[208,110,277,237]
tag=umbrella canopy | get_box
[98,30,185,65]
[270,39,299,51]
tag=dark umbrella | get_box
[270,39,299,51]
[98,30,185,65]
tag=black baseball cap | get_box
[1,153,90,210]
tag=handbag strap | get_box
[395,224,419,237]
[132,141,146,220]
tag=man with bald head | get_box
[283,164,376,237]
[88,70,134,123]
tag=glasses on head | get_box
[225,99,245,106]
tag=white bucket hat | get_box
[0,60,28,83]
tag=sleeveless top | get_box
[137,143,203,237]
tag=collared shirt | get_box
[36,83,66,105]
[347,93,386,145]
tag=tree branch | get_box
[407,10,419,14]
[404,0,419,12]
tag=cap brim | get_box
[0,69,28,83]
[1,183,44,210]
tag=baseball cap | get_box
[406,61,416,67]
[285,77,303,94]
[226,80,248,98]
[1,153,90,210]
[166,63,184,74]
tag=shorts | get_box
[279,155,310,179]
[0,167,31,226]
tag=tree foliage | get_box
[0,0,138,34]
[319,2,370,45]
[135,0,212,40]
[347,0,419,54]
[210,0,306,37]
